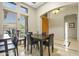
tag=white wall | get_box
[47,4,78,40]
[36,2,75,33]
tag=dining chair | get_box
[16,30,26,46]
[26,32,39,54]
[12,36,19,56]
[43,34,54,56]
[42,32,48,48]
[0,37,17,56]
[13,32,26,56]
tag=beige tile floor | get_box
[54,39,79,51]
[0,39,79,56]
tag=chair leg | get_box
[33,45,35,48]
[44,46,46,49]
[20,41,21,45]
[27,40,29,51]
[16,46,19,56]
[30,43,32,54]
[24,39,26,54]
[52,44,54,52]
[48,46,50,56]
[13,49,16,56]
[36,43,39,50]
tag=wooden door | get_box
[42,16,49,34]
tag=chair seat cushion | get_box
[31,40,39,44]
[43,41,49,46]
[0,43,15,52]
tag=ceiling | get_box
[24,2,46,8]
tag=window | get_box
[4,12,16,24]
[19,15,26,38]
[3,11,17,37]
[3,2,17,10]
[20,6,28,13]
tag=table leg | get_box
[27,40,29,51]
[24,38,26,54]
[24,38,26,49]
[40,40,43,56]
[5,40,9,56]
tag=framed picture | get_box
[69,23,75,28]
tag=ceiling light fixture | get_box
[52,8,60,14]
[32,2,36,4]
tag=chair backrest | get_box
[11,29,16,38]
[48,34,54,45]
[16,30,19,37]
[27,32,32,35]
[42,32,46,36]
[7,30,11,37]
[26,32,33,40]
[12,36,18,48]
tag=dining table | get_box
[31,34,49,56]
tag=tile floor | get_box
[0,39,79,56]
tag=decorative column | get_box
[64,22,68,51]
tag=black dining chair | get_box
[0,37,17,56]
[12,29,27,56]
[42,32,48,48]
[16,30,26,48]
[43,34,54,56]
[42,32,47,36]
[12,36,19,56]
[26,32,39,54]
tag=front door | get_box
[42,16,49,34]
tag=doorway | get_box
[64,14,78,51]
[41,15,49,34]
